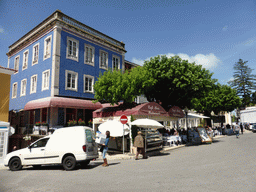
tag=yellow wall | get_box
[0,73,11,122]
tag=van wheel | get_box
[9,157,22,171]
[63,156,76,171]
[80,160,90,167]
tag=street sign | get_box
[120,115,128,124]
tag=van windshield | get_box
[85,129,94,143]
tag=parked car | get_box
[4,126,98,171]
[249,123,256,130]
[252,124,256,133]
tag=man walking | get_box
[134,131,147,160]
[235,123,240,138]
[240,123,244,134]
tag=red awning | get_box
[93,102,169,118]
[24,97,102,110]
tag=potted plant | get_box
[88,119,92,127]
[67,120,77,127]
[78,119,85,126]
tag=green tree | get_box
[192,84,241,116]
[94,67,154,105]
[228,59,256,107]
[143,55,216,110]
[251,91,256,105]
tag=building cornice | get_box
[0,66,17,75]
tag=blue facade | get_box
[9,28,124,111]
[9,31,54,110]
[58,30,123,99]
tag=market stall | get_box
[93,102,178,153]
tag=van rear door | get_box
[85,129,98,156]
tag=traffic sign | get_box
[120,115,128,124]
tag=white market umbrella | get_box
[129,119,164,128]
[98,121,129,137]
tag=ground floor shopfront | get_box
[8,97,102,152]
[93,102,183,153]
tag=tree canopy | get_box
[228,59,256,107]
[192,84,241,116]
[143,55,216,110]
[94,67,154,105]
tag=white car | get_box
[4,126,98,171]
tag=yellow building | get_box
[0,66,16,122]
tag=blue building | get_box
[7,10,126,133]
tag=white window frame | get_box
[65,70,78,91]
[84,74,94,93]
[99,50,108,69]
[66,37,79,62]
[112,55,120,70]
[22,50,29,70]
[20,79,27,97]
[14,55,20,74]
[43,35,52,60]
[12,82,18,99]
[84,44,95,66]
[30,74,38,94]
[42,69,50,91]
[32,43,39,65]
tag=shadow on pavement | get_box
[148,152,170,157]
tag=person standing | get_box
[134,131,147,160]
[102,131,110,167]
[240,123,244,134]
[235,123,240,138]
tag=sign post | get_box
[120,115,128,154]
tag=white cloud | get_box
[0,26,4,33]
[132,53,220,70]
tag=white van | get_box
[4,126,98,171]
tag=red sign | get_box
[120,115,128,124]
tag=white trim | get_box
[42,69,50,91]
[32,43,39,65]
[65,70,78,91]
[84,44,95,66]
[30,74,38,94]
[14,55,20,74]
[12,82,18,99]
[22,50,29,70]
[112,54,120,70]
[43,35,52,60]
[66,37,79,62]
[99,50,108,69]
[83,74,94,93]
[20,78,27,97]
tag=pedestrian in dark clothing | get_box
[240,123,244,134]
[134,131,147,160]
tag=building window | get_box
[99,50,108,69]
[42,70,50,91]
[22,50,29,70]
[84,75,94,93]
[65,70,78,91]
[30,75,37,94]
[44,35,52,60]
[12,82,18,99]
[112,55,120,70]
[66,37,79,62]
[20,79,27,96]
[32,43,39,65]
[14,55,20,73]
[84,44,94,66]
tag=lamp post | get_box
[184,107,189,143]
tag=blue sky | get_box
[1,0,256,84]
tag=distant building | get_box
[7,10,126,134]
[0,66,16,122]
